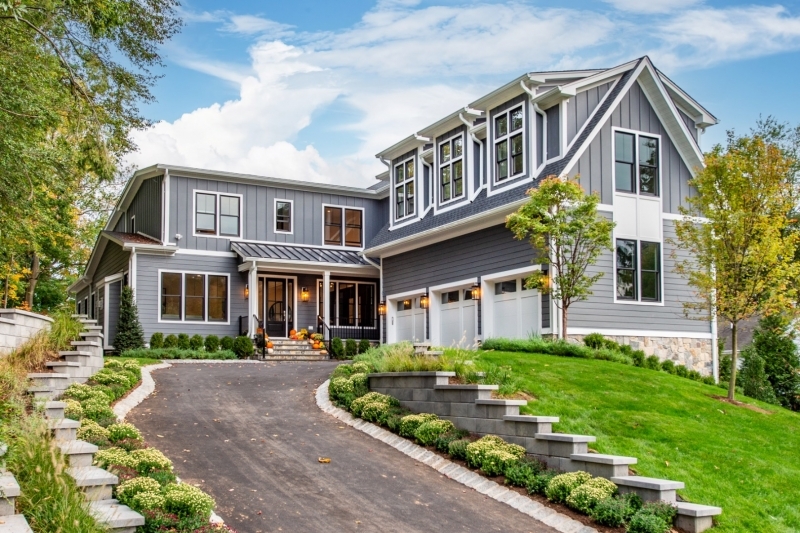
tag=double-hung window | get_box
[394,157,415,220]
[194,191,241,237]
[439,134,464,202]
[275,200,292,233]
[495,106,524,182]
[615,131,659,196]
[616,240,661,302]
[160,272,229,322]
[324,206,363,247]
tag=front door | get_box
[263,278,294,337]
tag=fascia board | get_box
[560,60,638,93]
[121,243,178,254]
[526,69,603,84]
[532,86,577,110]
[657,71,718,127]
[375,135,421,161]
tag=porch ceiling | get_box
[231,242,373,266]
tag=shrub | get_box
[627,511,670,533]
[751,314,800,411]
[464,435,525,470]
[115,437,146,452]
[232,336,254,358]
[64,399,83,420]
[361,402,392,423]
[660,360,676,374]
[565,476,617,514]
[163,334,178,348]
[641,500,678,524]
[116,476,162,507]
[345,339,357,358]
[63,383,104,402]
[94,447,137,470]
[528,469,558,495]
[688,369,703,381]
[81,399,116,423]
[447,438,470,461]
[131,448,173,474]
[351,361,373,375]
[163,483,215,519]
[220,336,234,351]
[107,423,142,443]
[350,373,369,398]
[189,334,204,350]
[631,350,646,367]
[204,335,219,353]
[644,355,661,370]
[591,493,642,527]
[480,449,520,476]
[176,333,190,350]
[740,347,780,404]
[77,420,110,445]
[545,471,592,504]
[113,286,145,354]
[147,469,177,487]
[331,337,344,359]
[127,348,236,360]
[130,491,165,512]
[350,392,396,417]
[399,413,438,438]
[675,364,689,378]
[504,457,543,488]
[150,332,164,349]
[583,333,605,349]
[434,430,468,453]
[414,419,455,446]
[138,510,209,533]
[358,339,371,354]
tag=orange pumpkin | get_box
[289,329,297,336]
[313,342,321,349]
[267,341,274,349]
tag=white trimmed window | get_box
[616,240,661,302]
[160,271,229,322]
[494,105,524,182]
[275,200,292,233]
[614,131,659,196]
[194,191,241,238]
[394,157,415,220]
[439,134,464,203]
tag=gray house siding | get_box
[568,219,710,334]
[169,175,385,252]
[114,216,126,232]
[135,253,248,341]
[677,108,698,142]
[129,175,163,240]
[107,280,122,347]
[572,81,695,214]
[567,81,613,145]
[546,105,560,159]
[93,242,129,285]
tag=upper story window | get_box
[194,191,241,238]
[615,131,659,196]
[495,106,524,182]
[275,200,292,233]
[324,206,363,247]
[394,157,415,220]
[439,134,464,203]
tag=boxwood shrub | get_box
[232,335,254,358]
[150,332,164,349]
[163,334,178,348]
[204,335,219,353]
[220,336,234,351]
[398,413,438,438]
[189,334,204,350]
[177,333,190,350]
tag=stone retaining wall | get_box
[0,309,53,355]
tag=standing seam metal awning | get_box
[231,242,374,266]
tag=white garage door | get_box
[440,289,477,347]
[396,297,426,342]
[493,278,539,339]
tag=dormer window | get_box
[394,157,415,220]
[495,106,524,182]
[439,134,464,203]
[615,131,659,196]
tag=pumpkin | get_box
[313,342,321,349]
[267,341,273,349]
[290,334,298,340]
[289,329,297,336]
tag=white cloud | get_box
[603,0,701,14]
[223,15,295,38]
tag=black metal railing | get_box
[317,315,380,352]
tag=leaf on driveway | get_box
[318,457,331,463]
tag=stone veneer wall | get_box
[0,309,53,356]
[568,334,714,375]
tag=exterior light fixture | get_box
[420,293,429,309]
[471,282,481,300]
[244,283,250,299]
[378,301,387,316]
[300,287,310,302]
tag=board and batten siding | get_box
[566,81,613,145]
[93,242,129,285]
[106,280,122,347]
[169,175,385,252]
[135,253,248,341]
[572,81,695,214]
[128,175,163,240]
[568,219,710,334]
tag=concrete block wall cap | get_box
[475,399,528,406]
[45,361,81,367]
[67,466,118,487]
[570,453,637,465]
[27,386,53,393]
[0,317,15,325]
[45,401,67,409]
[0,514,33,532]
[535,433,597,443]
[58,440,99,455]
[71,341,101,347]
[0,473,21,497]
[48,418,81,430]
[28,373,70,379]
[89,499,146,528]
[59,350,93,356]
[504,415,560,423]
[367,371,456,377]
[0,308,54,322]
[611,476,685,490]
[675,502,722,517]
[434,384,499,390]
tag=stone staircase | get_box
[267,339,329,361]
[414,343,443,356]
[45,400,144,532]
[0,471,30,533]
[369,372,722,533]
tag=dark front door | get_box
[265,279,287,337]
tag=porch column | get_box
[248,262,257,336]
[322,270,331,331]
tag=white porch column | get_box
[248,262,258,336]
[322,271,331,331]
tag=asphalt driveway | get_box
[127,362,556,533]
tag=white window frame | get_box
[274,198,293,235]
[493,104,526,184]
[157,269,231,324]
[321,204,365,250]
[438,132,465,205]
[129,215,135,235]
[318,279,378,327]
[192,190,243,239]
[393,155,416,221]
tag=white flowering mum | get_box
[546,471,593,504]
[63,399,83,420]
[116,476,162,507]
[131,448,173,473]
[130,490,166,512]
[163,483,215,518]
[107,423,142,443]
[76,420,110,443]
[94,447,137,470]
[62,383,95,401]
[566,477,618,514]
[398,413,439,438]
[350,392,394,417]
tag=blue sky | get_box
[129,0,800,187]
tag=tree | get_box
[750,315,800,410]
[113,286,144,354]
[739,347,779,405]
[673,133,800,401]
[506,176,615,339]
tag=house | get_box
[70,56,720,375]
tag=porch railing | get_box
[317,315,380,353]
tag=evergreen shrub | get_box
[150,332,164,349]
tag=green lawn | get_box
[106,355,162,366]
[477,350,800,533]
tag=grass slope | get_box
[478,350,799,533]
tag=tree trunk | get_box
[728,321,738,401]
[561,301,568,340]
[25,252,39,309]
[3,253,13,308]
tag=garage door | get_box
[440,289,476,347]
[493,278,539,339]
[396,297,425,342]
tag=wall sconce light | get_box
[300,287,310,302]
[471,282,481,300]
[244,283,250,299]
[420,293,429,309]
[378,301,387,316]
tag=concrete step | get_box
[263,355,330,361]
[0,515,33,533]
[79,331,104,340]
[271,350,327,356]
[534,433,597,457]
[28,373,71,390]
[27,386,56,400]
[48,418,80,442]
[67,467,117,501]
[415,350,444,356]
[675,502,722,533]
[45,361,93,379]
[82,325,103,332]
[44,400,66,419]
[503,415,559,435]
[0,474,20,516]
[610,475,684,503]
[413,343,432,348]
[71,314,88,319]
[71,340,101,349]
[58,440,99,468]
[570,453,638,478]
[89,499,145,532]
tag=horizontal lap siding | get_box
[129,176,163,240]
[568,220,710,334]
[383,224,541,297]
[136,253,248,340]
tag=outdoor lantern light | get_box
[300,287,310,302]
[378,301,387,316]
[244,283,250,299]
[471,282,481,300]
[420,293,429,309]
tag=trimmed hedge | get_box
[120,348,236,360]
